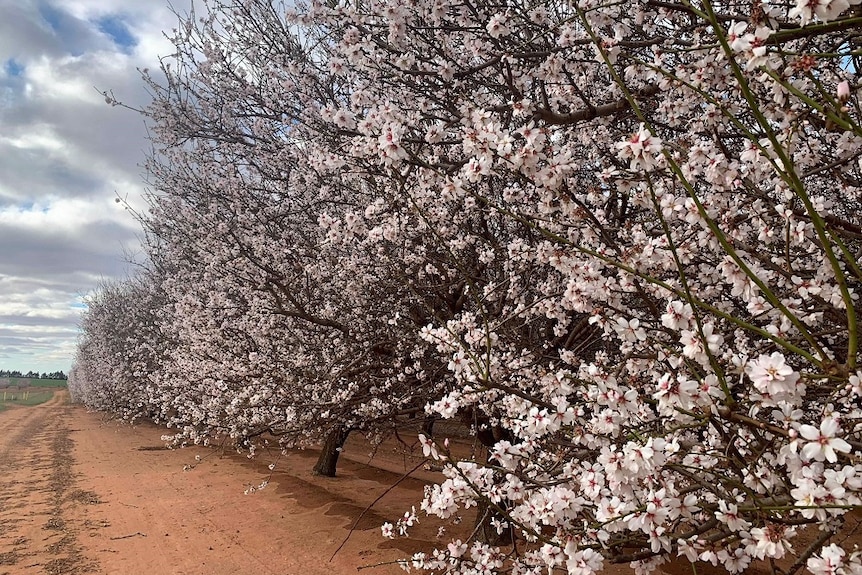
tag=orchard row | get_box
[70,1,862,574]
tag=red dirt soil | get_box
[0,390,449,575]
[1,390,852,575]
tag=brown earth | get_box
[1,390,853,575]
[0,390,451,575]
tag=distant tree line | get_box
[0,370,67,380]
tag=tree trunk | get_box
[312,425,350,477]
[472,418,514,545]
[474,498,512,546]
[421,416,436,436]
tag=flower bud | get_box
[837,80,851,103]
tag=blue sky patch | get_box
[3,60,25,78]
[37,2,90,56]
[38,2,65,33]
[96,15,137,51]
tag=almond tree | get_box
[74,0,862,571]
[84,1,453,475]
[272,0,862,573]
[70,271,171,419]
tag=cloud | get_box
[0,198,135,274]
[0,2,69,61]
[0,0,191,373]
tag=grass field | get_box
[0,389,56,410]
[1,377,67,388]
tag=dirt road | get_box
[0,391,440,575]
[8,391,826,575]
[0,390,84,574]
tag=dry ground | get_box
[2,390,852,575]
[0,390,446,575]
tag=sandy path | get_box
[7,391,827,575]
[0,391,442,575]
[0,390,85,574]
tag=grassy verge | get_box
[4,378,67,388]
[0,390,56,410]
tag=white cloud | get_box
[0,195,132,230]
[1,122,65,151]
[25,53,119,103]
[0,0,196,373]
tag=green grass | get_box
[0,378,67,388]
[27,379,67,388]
[0,389,56,410]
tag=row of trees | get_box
[0,370,67,380]
[71,0,862,573]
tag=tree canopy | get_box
[71,0,862,573]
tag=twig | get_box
[110,532,147,540]
[329,458,428,562]
[357,559,406,571]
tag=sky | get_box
[0,0,190,374]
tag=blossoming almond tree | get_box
[274,0,862,573]
[72,0,862,572]
[77,0,456,477]
[70,271,172,420]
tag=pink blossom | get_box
[798,418,852,463]
[807,544,845,575]
[486,13,509,38]
[790,0,851,24]
[726,22,752,52]
[746,352,800,395]
[838,80,851,103]
[616,124,663,171]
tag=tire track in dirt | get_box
[3,390,448,575]
[0,390,93,575]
